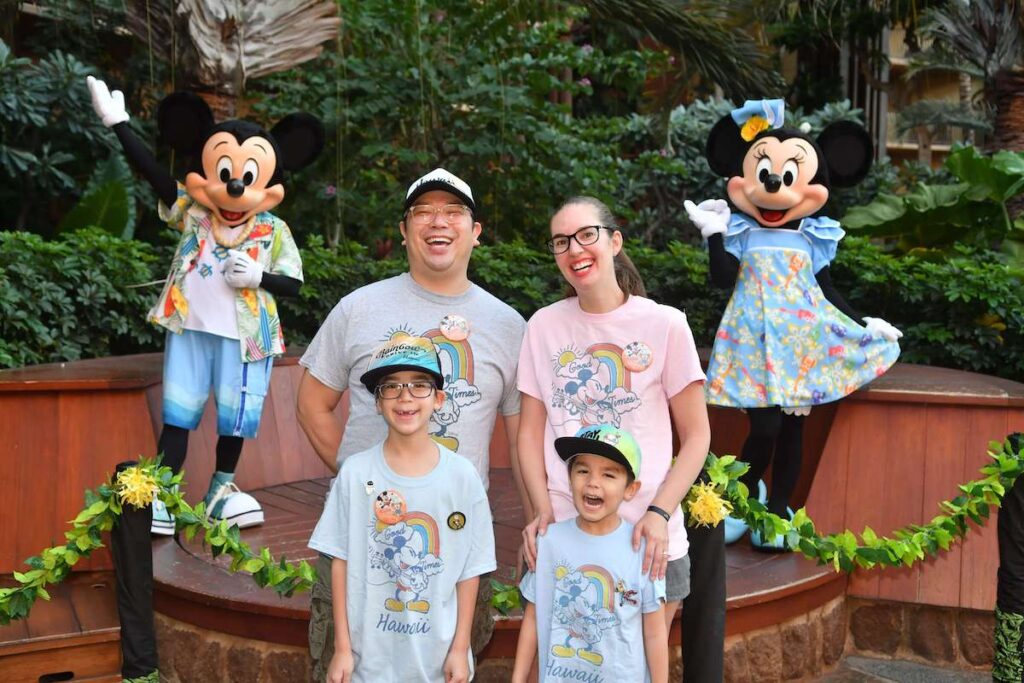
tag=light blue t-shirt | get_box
[309,441,496,682]
[520,519,666,683]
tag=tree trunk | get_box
[959,72,975,145]
[991,70,1024,153]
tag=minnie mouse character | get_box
[685,99,901,550]
[87,76,323,534]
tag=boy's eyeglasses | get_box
[405,204,472,225]
[375,381,437,399]
[546,225,614,254]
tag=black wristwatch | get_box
[647,504,671,522]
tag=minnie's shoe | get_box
[750,506,795,553]
[724,479,768,544]
[151,497,176,536]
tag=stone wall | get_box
[155,613,311,683]
[847,598,994,671]
[723,596,847,683]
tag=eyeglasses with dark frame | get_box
[375,381,437,400]
[405,204,472,225]
[546,225,615,254]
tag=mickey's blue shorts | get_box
[162,329,273,438]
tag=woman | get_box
[516,196,713,652]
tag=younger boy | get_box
[512,424,668,683]
[308,335,495,683]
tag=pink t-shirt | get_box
[518,296,706,559]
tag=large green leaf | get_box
[58,181,131,238]
[946,146,1024,203]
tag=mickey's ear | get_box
[270,113,325,172]
[156,92,214,153]
[706,114,747,178]
[817,121,873,187]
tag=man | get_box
[297,168,526,681]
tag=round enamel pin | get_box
[439,314,469,341]
[447,511,466,530]
[374,489,407,525]
[623,341,653,372]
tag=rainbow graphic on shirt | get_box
[550,562,620,667]
[368,502,445,615]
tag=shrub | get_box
[4,231,1022,383]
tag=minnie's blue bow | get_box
[730,99,786,128]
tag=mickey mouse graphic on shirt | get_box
[550,344,642,428]
[368,489,444,614]
[85,76,323,534]
[685,98,901,551]
[550,563,621,667]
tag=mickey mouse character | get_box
[685,99,901,550]
[87,76,323,534]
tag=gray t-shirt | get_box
[300,272,526,489]
[309,442,496,682]
[520,519,665,683]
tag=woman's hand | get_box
[633,510,670,580]
[443,645,470,683]
[325,647,355,683]
[522,508,554,571]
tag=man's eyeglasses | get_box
[375,381,437,400]
[406,204,472,225]
[546,226,614,254]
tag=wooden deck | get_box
[0,572,121,683]
[151,469,845,651]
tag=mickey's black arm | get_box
[112,122,179,208]
[814,266,861,321]
[260,272,302,298]
[707,233,740,289]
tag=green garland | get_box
[0,459,316,625]
[694,438,1024,572]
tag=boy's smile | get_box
[377,370,444,437]
[569,453,641,535]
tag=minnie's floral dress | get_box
[705,213,899,409]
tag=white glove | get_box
[863,317,903,342]
[684,198,731,239]
[223,250,264,289]
[86,75,130,128]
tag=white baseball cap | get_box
[404,167,475,211]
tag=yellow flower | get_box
[740,115,770,142]
[686,482,732,528]
[116,466,159,509]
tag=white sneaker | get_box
[151,497,176,536]
[206,482,264,529]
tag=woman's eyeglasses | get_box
[546,226,614,254]
[375,381,437,399]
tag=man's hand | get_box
[86,76,130,128]
[224,249,264,289]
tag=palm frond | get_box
[582,0,785,98]
[896,98,993,135]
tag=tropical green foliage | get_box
[843,146,1024,260]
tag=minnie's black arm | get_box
[260,272,302,298]
[111,122,178,208]
[814,265,861,321]
[707,233,740,289]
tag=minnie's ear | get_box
[817,121,873,187]
[270,113,325,172]
[156,92,214,153]
[706,114,747,178]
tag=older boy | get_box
[309,336,495,682]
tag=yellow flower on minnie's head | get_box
[686,482,733,528]
[740,115,771,142]
[116,466,159,509]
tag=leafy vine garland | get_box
[685,438,1024,572]
[2,439,1022,624]
[0,459,316,625]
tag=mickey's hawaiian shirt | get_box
[147,183,303,363]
